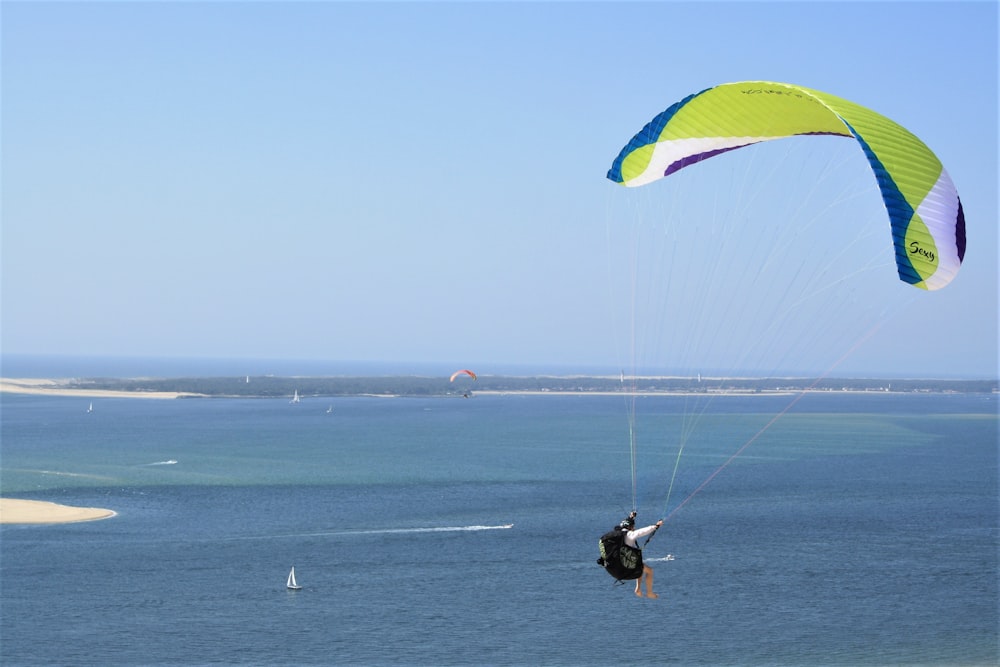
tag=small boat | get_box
[326,405,333,414]
[290,390,300,404]
[286,566,302,590]
[87,402,93,413]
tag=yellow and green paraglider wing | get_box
[607,81,965,290]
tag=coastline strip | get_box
[0,498,117,524]
[0,378,195,399]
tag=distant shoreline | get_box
[1,376,995,399]
[0,378,202,399]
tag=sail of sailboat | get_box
[286,566,302,590]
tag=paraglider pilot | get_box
[597,510,664,597]
[622,512,663,597]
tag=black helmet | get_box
[619,516,635,530]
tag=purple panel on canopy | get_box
[663,144,752,177]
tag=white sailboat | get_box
[286,566,302,590]
[87,402,93,413]
[290,390,300,404]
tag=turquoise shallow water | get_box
[1,391,997,666]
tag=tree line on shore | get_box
[63,375,998,397]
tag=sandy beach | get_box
[0,377,887,400]
[0,498,116,524]
[0,377,197,399]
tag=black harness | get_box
[597,528,644,581]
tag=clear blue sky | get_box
[2,1,996,378]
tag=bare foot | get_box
[646,592,659,599]
[634,589,643,597]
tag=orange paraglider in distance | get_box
[449,369,477,382]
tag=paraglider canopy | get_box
[449,369,477,382]
[607,81,965,291]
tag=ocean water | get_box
[1,391,997,666]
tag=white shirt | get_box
[623,524,658,548]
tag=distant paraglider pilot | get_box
[597,510,663,598]
[450,369,476,399]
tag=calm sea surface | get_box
[1,390,997,666]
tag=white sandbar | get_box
[0,498,117,524]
